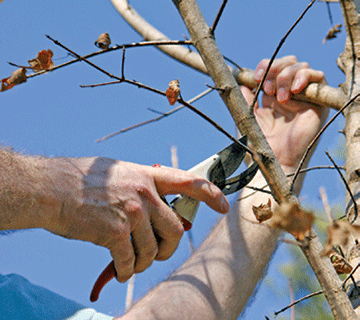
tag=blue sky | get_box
[0,0,347,318]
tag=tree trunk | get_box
[340,0,360,316]
[172,0,357,318]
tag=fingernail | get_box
[291,78,301,92]
[277,87,289,103]
[254,69,264,81]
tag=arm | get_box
[119,56,329,320]
[0,150,229,282]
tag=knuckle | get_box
[297,68,311,79]
[287,55,298,64]
[135,247,158,272]
[125,200,143,222]
[259,58,270,68]
[299,61,310,69]
[173,223,185,239]
[139,246,158,261]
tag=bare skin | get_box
[0,55,329,319]
[118,56,329,320]
[0,154,229,283]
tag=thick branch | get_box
[171,0,356,319]
[339,0,360,316]
[111,0,346,110]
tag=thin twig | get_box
[275,263,360,316]
[210,0,228,34]
[325,150,358,223]
[47,36,250,151]
[238,165,344,202]
[249,0,316,112]
[342,262,360,290]
[289,279,296,320]
[223,56,243,71]
[96,88,213,141]
[46,34,122,81]
[274,290,324,316]
[125,274,135,311]
[291,93,360,188]
[178,95,252,155]
[325,0,334,25]
[26,39,192,80]
[319,187,333,223]
[121,46,126,80]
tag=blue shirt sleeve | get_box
[0,274,113,320]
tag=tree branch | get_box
[111,0,346,111]
[171,1,356,319]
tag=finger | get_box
[275,62,311,104]
[254,56,298,96]
[110,233,136,283]
[131,216,158,273]
[150,201,184,261]
[290,68,326,95]
[150,167,230,214]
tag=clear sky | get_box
[0,0,347,318]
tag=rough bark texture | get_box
[340,0,360,316]
[172,0,357,318]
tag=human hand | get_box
[241,56,329,170]
[47,158,229,282]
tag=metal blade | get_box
[209,135,248,188]
[221,162,259,195]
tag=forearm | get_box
[0,148,88,232]
[121,166,303,320]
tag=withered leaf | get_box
[323,24,342,44]
[28,49,54,71]
[327,248,353,275]
[271,202,314,241]
[95,33,111,50]
[253,198,273,223]
[165,79,180,105]
[321,220,360,256]
[1,68,27,92]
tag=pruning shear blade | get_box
[171,135,258,229]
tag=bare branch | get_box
[325,150,358,223]
[291,93,360,188]
[210,0,228,34]
[274,290,324,316]
[320,187,334,223]
[250,0,315,112]
[96,88,213,141]
[111,0,346,111]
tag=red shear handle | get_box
[90,214,192,302]
[90,260,117,302]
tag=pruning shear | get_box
[89,136,258,302]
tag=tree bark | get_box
[339,0,360,316]
[171,0,357,318]
[111,0,346,111]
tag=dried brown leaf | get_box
[28,49,54,71]
[327,248,353,275]
[1,68,27,92]
[271,202,314,241]
[323,24,342,44]
[253,198,273,223]
[321,220,360,256]
[95,32,111,50]
[165,79,180,105]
